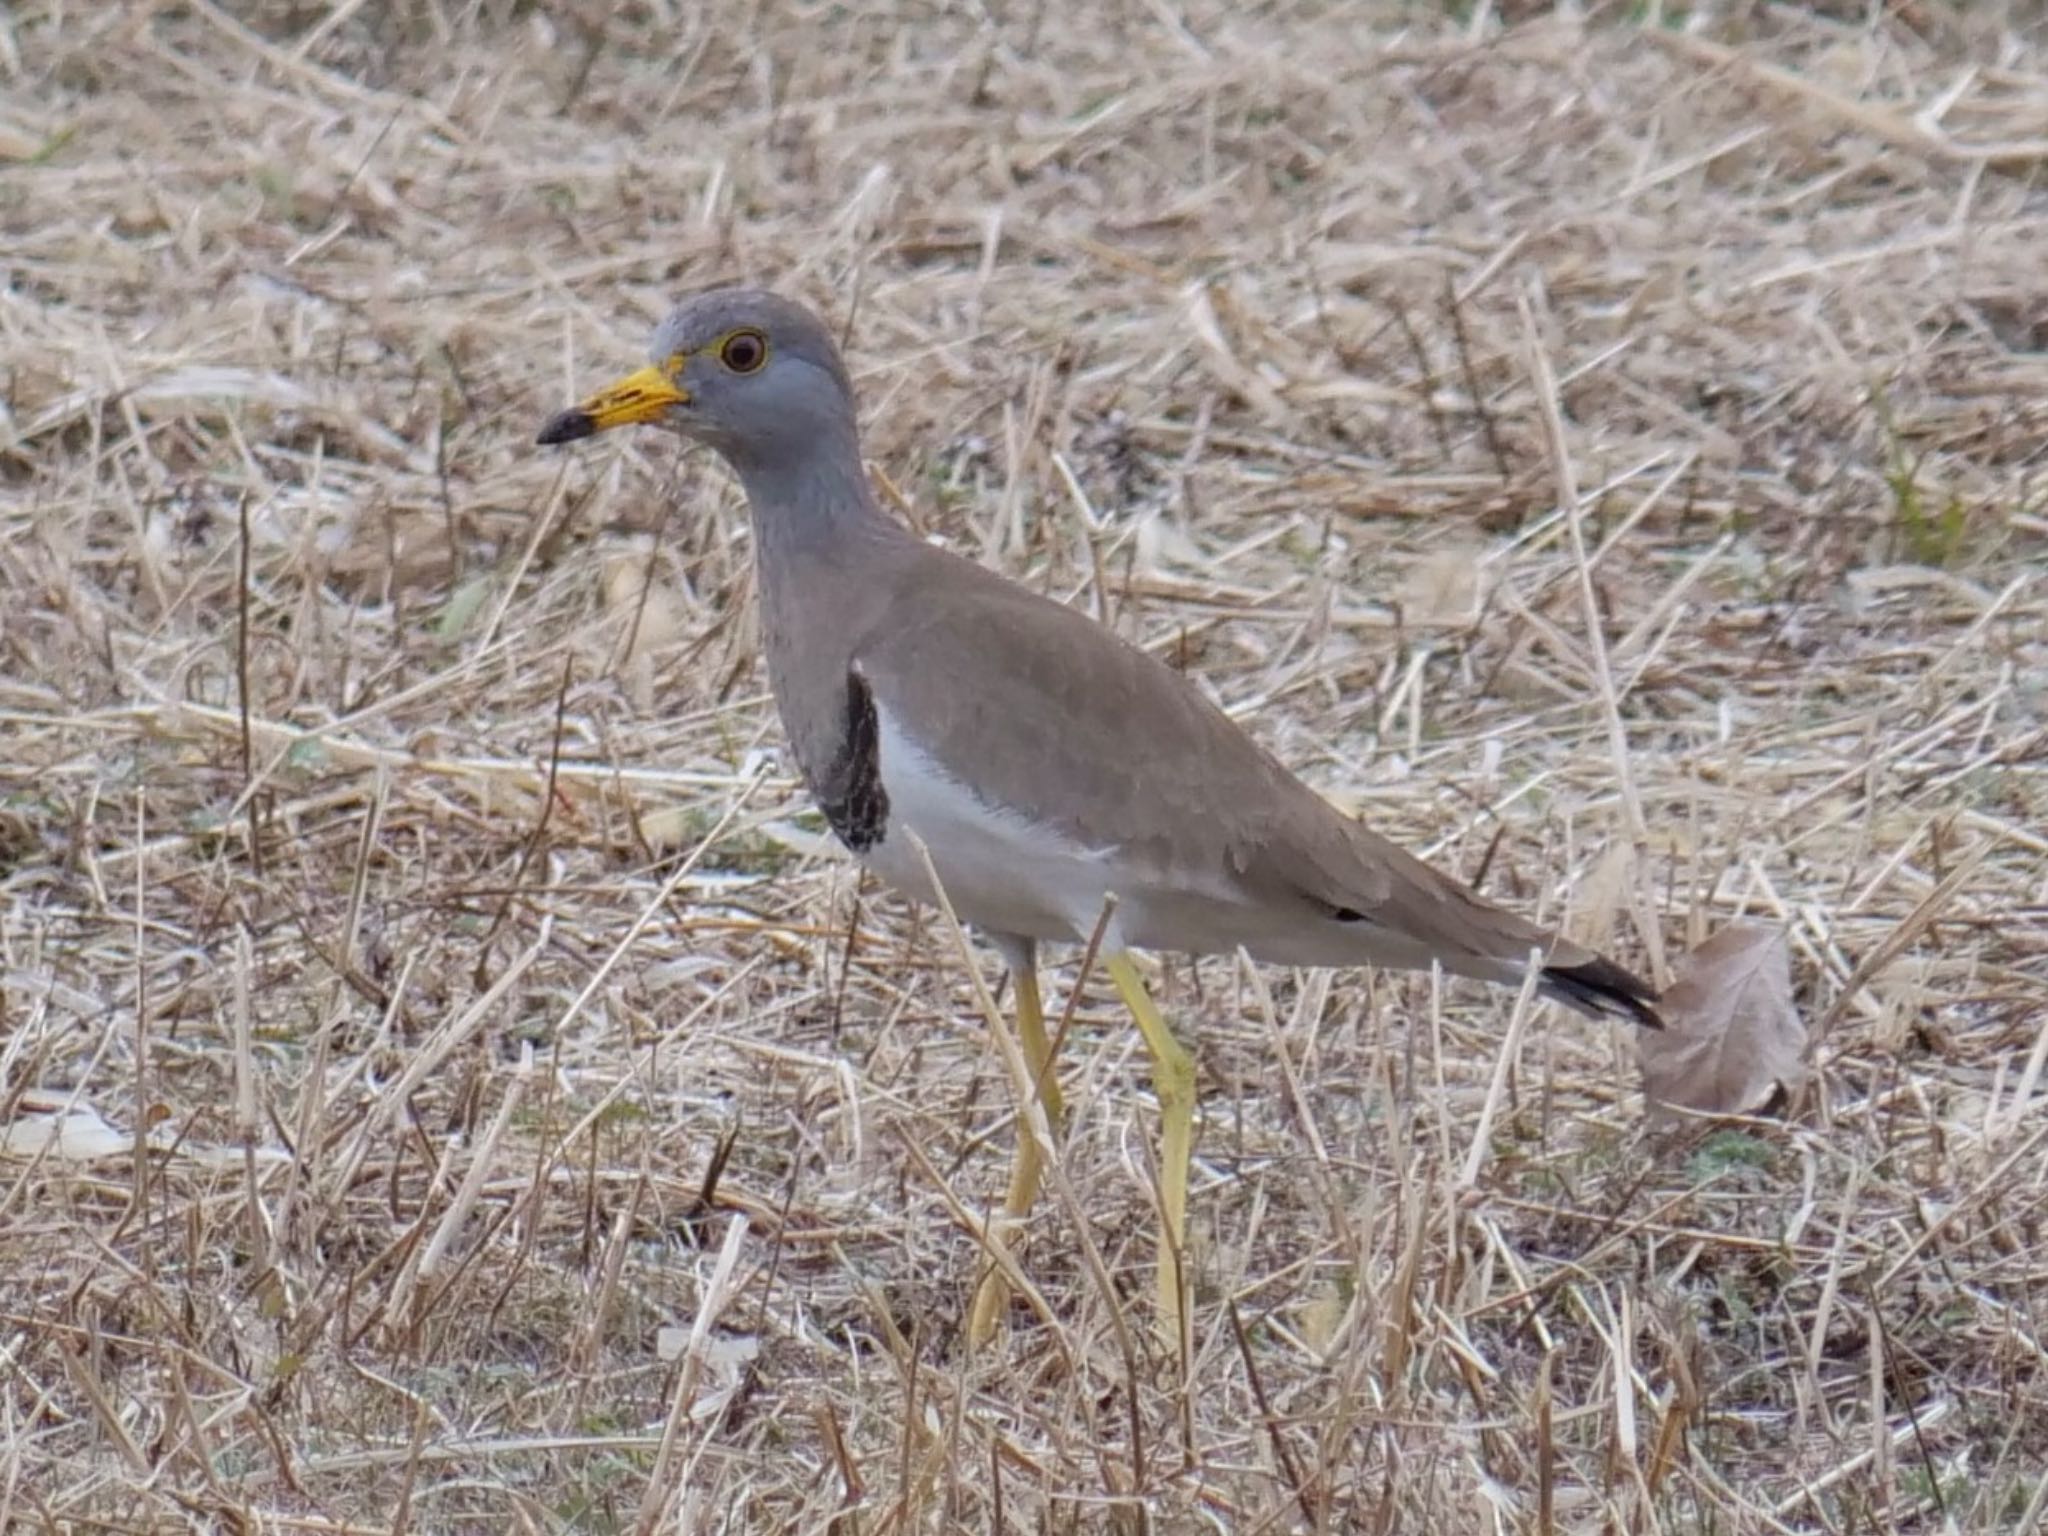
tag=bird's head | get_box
[537,289,855,469]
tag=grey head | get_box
[536,289,859,476]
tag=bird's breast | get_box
[855,704,1122,946]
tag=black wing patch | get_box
[815,669,890,854]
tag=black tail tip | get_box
[1542,955,1663,1029]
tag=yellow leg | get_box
[968,963,1064,1343]
[1105,953,1194,1350]
[1013,965,1066,1129]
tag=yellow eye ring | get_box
[719,330,769,374]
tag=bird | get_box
[537,288,1660,1347]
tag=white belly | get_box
[859,709,1125,946]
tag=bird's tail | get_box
[1540,953,1662,1029]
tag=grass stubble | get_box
[3,1,2047,1531]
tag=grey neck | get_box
[726,418,899,569]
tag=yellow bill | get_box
[536,364,688,444]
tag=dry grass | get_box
[5,1,2048,1531]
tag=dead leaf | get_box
[1640,923,1808,1120]
[1297,1280,1347,1355]
[600,546,689,666]
[0,121,48,162]
[1,1090,291,1169]
[1184,281,1291,424]
[1569,840,1634,956]
[652,1329,760,1421]
[1397,546,1488,629]
[1,1099,132,1160]
[641,805,702,851]
[599,541,692,711]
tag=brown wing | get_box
[853,543,1322,883]
[855,541,1659,1024]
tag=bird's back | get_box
[834,538,1651,1020]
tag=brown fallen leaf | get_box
[599,540,694,710]
[1396,545,1488,629]
[1640,922,1808,1120]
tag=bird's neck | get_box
[731,426,910,651]
[730,425,899,563]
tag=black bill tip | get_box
[536,409,596,446]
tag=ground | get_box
[4,1,2047,1532]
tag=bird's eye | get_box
[719,330,768,374]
